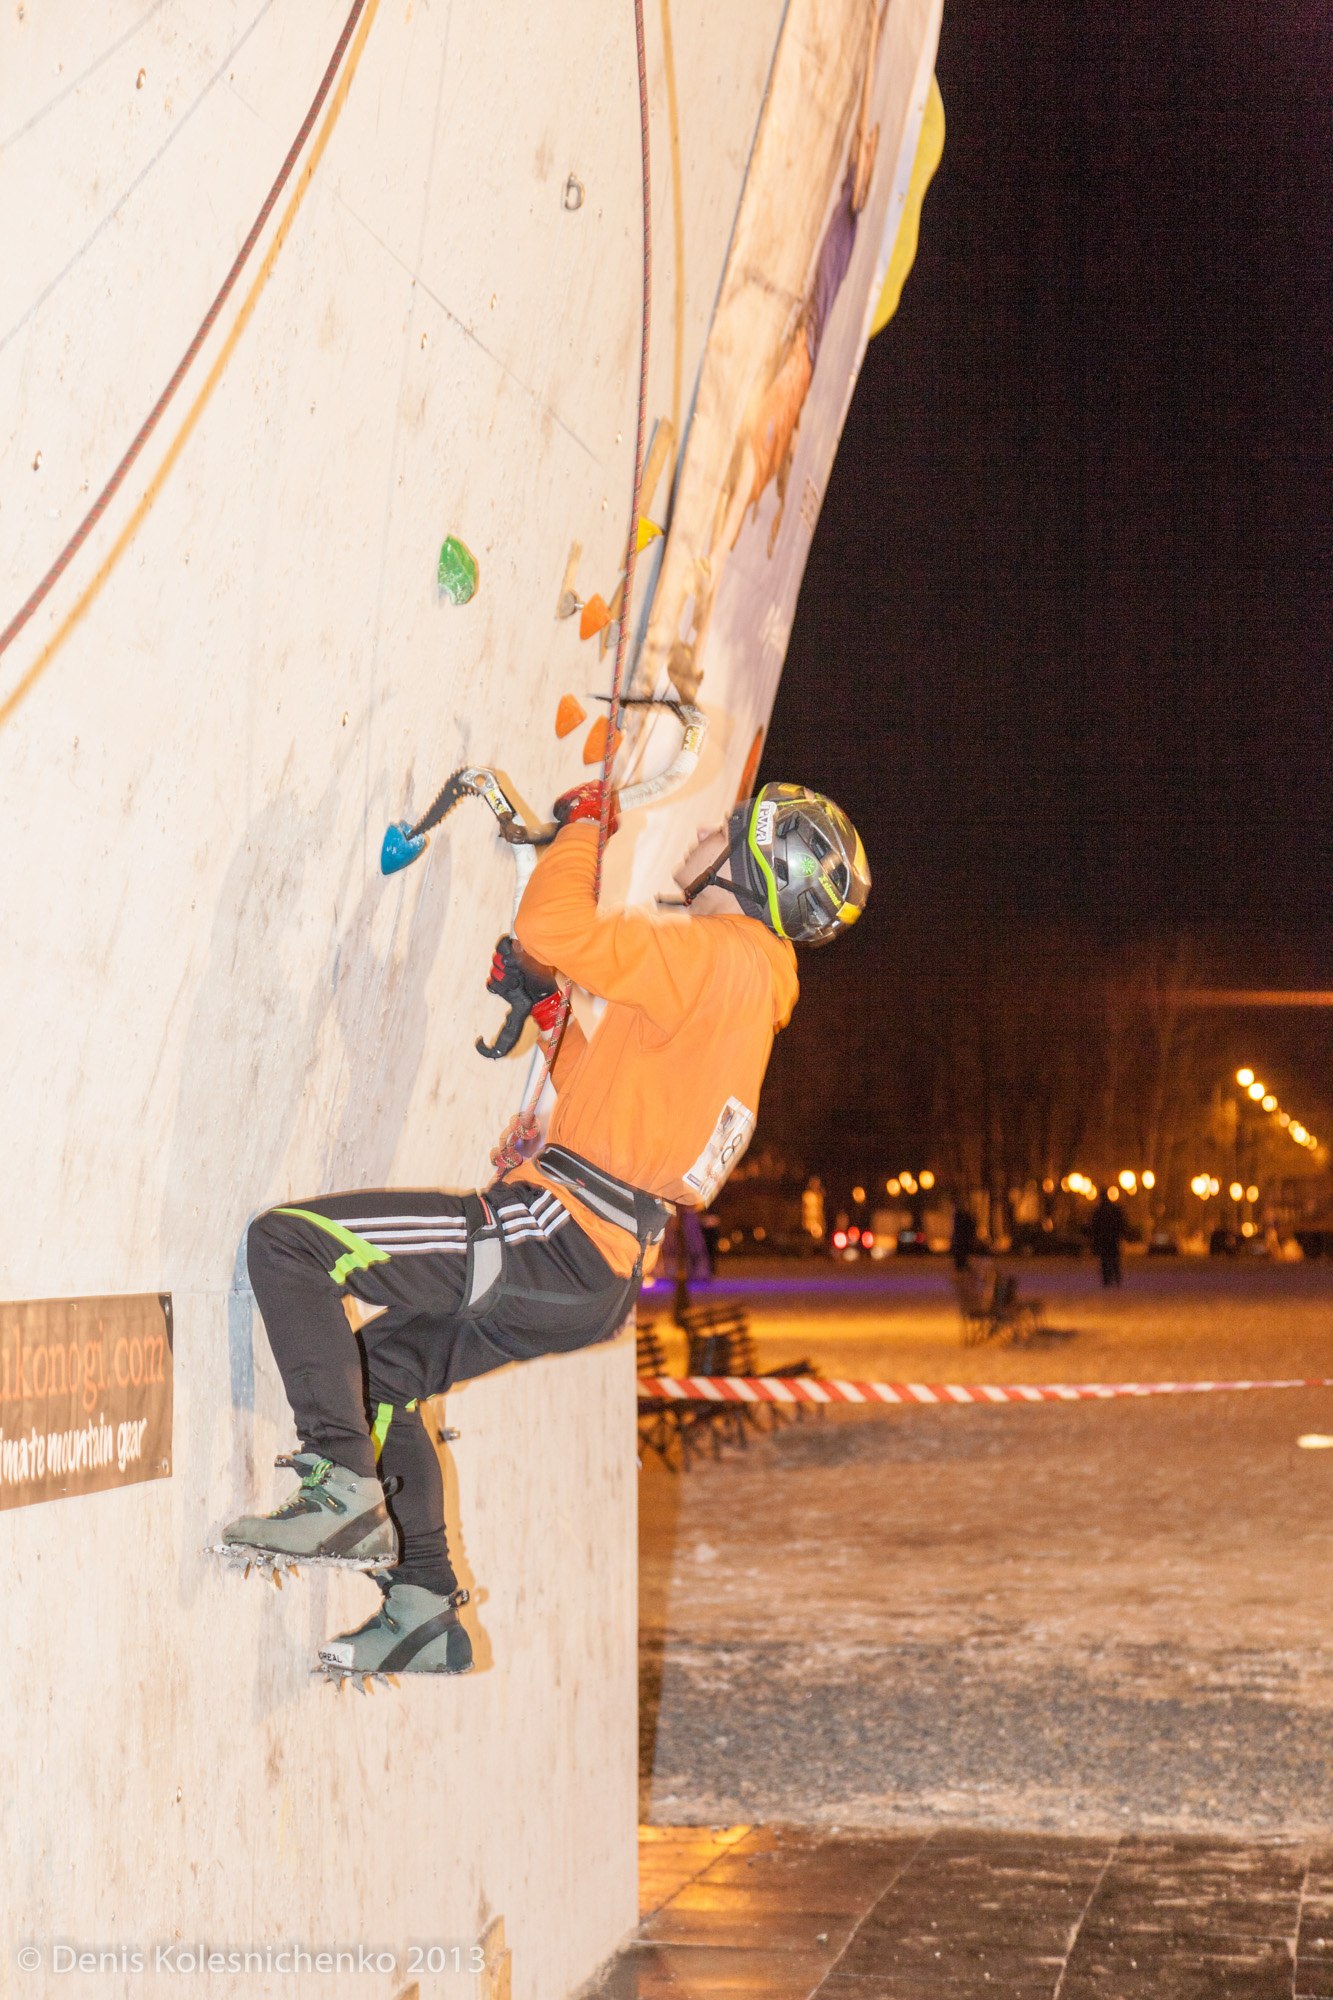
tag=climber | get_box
[221,780,870,1682]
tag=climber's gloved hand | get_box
[487,937,556,1005]
[477,937,564,1060]
[530,989,565,1034]
[552,781,619,838]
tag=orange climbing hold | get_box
[555,694,587,738]
[579,594,612,641]
[582,717,622,766]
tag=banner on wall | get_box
[627,0,942,837]
[0,1294,173,1510]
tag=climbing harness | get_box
[537,1144,670,1253]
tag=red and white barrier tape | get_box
[637,1375,1333,1406]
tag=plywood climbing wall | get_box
[0,1,941,1994]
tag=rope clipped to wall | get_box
[490,0,654,1175]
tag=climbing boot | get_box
[210,1453,397,1580]
[317,1582,473,1690]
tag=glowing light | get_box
[1209,1177,1221,1196]
[832,1230,847,1249]
[848,1226,861,1244]
[1107,1186,1120,1202]
[852,1185,866,1205]
[1279,1111,1291,1126]
[1190,1175,1210,1198]
[1141,1170,1156,1190]
[1291,1125,1308,1144]
[1229,1182,1244,1202]
[1298,1434,1333,1450]
[900,1172,918,1195]
[1248,1081,1266,1101]
[1118,1170,1137,1192]
[1241,1221,1256,1237]
[919,1170,936,1190]
[1236,1068,1255,1087]
[1042,1177,1055,1193]
[886,1178,901,1197]
[753,1224,767,1240]
[1262,1094,1277,1113]
[1246,1185,1259,1204]
[862,1231,876,1249]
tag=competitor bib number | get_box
[682,1097,755,1205]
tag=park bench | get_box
[677,1299,820,1444]
[953,1264,1044,1346]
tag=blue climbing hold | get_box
[381,820,427,875]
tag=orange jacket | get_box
[509,822,799,1276]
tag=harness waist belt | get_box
[536,1145,670,1247]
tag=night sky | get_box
[758,0,1333,1162]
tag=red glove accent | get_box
[552,781,619,837]
[489,948,507,986]
[531,990,565,1034]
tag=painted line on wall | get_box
[0,0,381,725]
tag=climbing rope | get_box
[491,0,653,1175]
[0,0,371,668]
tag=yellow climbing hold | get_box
[636,516,663,552]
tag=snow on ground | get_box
[638,1256,1333,1835]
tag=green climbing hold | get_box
[437,536,479,605]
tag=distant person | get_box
[1089,1190,1129,1287]
[950,1202,979,1274]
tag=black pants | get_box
[1098,1248,1122,1288]
[246,1183,637,1594]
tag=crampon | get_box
[317,1581,473,1693]
[207,1452,398,1584]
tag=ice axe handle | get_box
[476,936,552,1060]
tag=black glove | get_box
[477,936,559,1060]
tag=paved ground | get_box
[637,1256,1333,1835]
[579,1824,1333,1998]
[583,1257,1333,1995]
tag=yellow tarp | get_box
[870,70,945,337]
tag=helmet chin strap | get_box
[679,842,766,920]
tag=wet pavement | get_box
[613,1259,1333,1994]
[579,1824,1333,1998]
